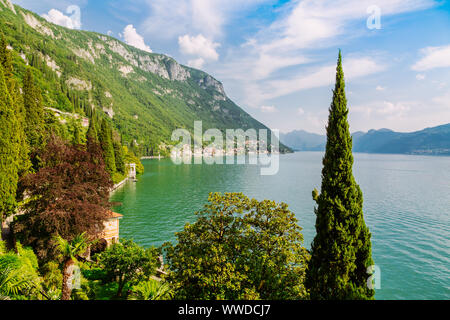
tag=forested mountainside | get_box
[281,124,450,155]
[0,1,289,155]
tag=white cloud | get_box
[178,34,220,61]
[246,0,435,58]
[258,56,386,101]
[188,58,205,69]
[376,85,386,91]
[412,45,450,71]
[432,81,447,89]
[42,5,81,29]
[350,97,450,133]
[141,0,267,40]
[416,73,426,80]
[353,101,412,119]
[123,24,152,53]
[215,0,434,109]
[260,105,278,113]
[297,107,305,116]
[432,92,450,105]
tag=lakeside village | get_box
[170,139,280,158]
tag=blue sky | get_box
[12,0,450,134]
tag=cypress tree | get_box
[10,80,31,177]
[23,68,44,150]
[305,51,375,300]
[0,34,30,176]
[0,34,13,89]
[70,119,83,145]
[113,137,126,174]
[86,113,99,143]
[99,119,116,175]
[0,64,20,226]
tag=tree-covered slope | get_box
[0,1,290,155]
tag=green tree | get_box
[23,68,44,150]
[86,114,98,143]
[129,280,172,300]
[54,233,90,300]
[0,260,32,300]
[113,138,126,175]
[0,64,20,227]
[97,239,160,299]
[164,192,310,300]
[0,243,42,300]
[68,118,85,145]
[123,146,144,174]
[0,34,31,178]
[41,261,63,299]
[99,119,116,175]
[0,34,13,88]
[305,51,374,300]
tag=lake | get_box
[110,152,450,300]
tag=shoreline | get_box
[111,177,129,192]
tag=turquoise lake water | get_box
[110,152,450,300]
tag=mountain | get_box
[281,124,450,155]
[280,130,326,151]
[0,1,290,155]
[352,124,450,155]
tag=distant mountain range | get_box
[280,123,450,155]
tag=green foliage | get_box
[0,33,30,178]
[123,146,144,174]
[68,117,86,145]
[0,243,42,300]
[305,51,375,300]
[164,192,310,300]
[54,233,90,263]
[54,233,92,300]
[41,261,62,299]
[129,279,173,300]
[100,119,116,175]
[23,68,45,150]
[113,138,126,174]
[96,239,160,298]
[0,62,20,222]
[86,114,99,142]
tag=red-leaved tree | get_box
[13,135,113,261]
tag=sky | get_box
[12,0,450,134]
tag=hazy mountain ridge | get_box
[280,130,326,151]
[0,2,290,154]
[281,124,450,155]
